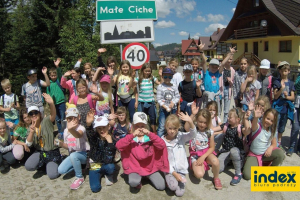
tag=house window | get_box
[253,0,259,7]
[244,43,248,52]
[264,41,269,51]
[279,40,292,52]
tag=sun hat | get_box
[27,106,39,114]
[133,112,148,125]
[162,68,174,75]
[209,59,220,66]
[27,69,37,76]
[260,59,270,69]
[66,107,79,118]
[100,75,110,83]
[93,115,109,128]
[183,64,193,71]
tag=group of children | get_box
[0,44,298,196]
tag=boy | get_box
[258,59,273,100]
[46,58,66,136]
[233,58,248,108]
[178,64,202,115]
[272,61,295,149]
[168,58,182,88]
[61,67,81,103]
[21,67,50,117]
[156,68,180,137]
[0,79,20,135]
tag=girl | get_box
[84,63,93,83]
[12,109,32,161]
[186,109,222,190]
[95,75,114,116]
[86,110,116,193]
[71,79,104,127]
[258,59,273,101]
[57,106,90,190]
[116,112,169,191]
[61,67,82,103]
[109,60,135,122]
[135,63,160,132]
[161,112,196,197]
[213,108,249,186]
[243,107,285,180]
[240,65,261,111]
[0,118,17,171]
[233,58,249,108]
[190,57,204,108]
[247,95,271,122]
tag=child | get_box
[190,57,205,108]
[86,110,116,193]
[61,67,81,103]
[95,75,114,116]
[272,61,295,148]
[186,109,222,190]
[220,50,236,122]
[0,79,20,136]
[25,94,62,179]
[135,63,160,132]
[84,63,93,83]
[213,108,249,185]
[233,58,249,108]
[12,109,32,161]
[71,79,104,127]
[247,95,271,122]
[0,118,17,171]
[21,67,50,117]
[240,65,261,111]
[178,64,202,115]
[116,112,169,190]
[258,59,273,100]
[168,58,182,88]
[243,107,285,180]
[156,68,180,137]
[57,106,90,190]
[46,58,66,137]
[161,112,196,197]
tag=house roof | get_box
[209,28,226,49]
[149,50,159,62]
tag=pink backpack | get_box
[222,123,242,138]
[73,94,95,109]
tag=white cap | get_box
[209,58,220,66]
[260,59,270,69]
[66,107,79,118]
[133,112,148,125]
[27,106,39,114]
[93,115,109,128]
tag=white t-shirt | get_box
[171,72,183,88]
[211,116,221,128]
[241,80,261,105]
[63,125,90,152]
[250,124,272,155]
[190,129,213,151]
[0,94,19,119]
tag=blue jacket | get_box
[272,98,294,121]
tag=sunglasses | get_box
[29,110,39,116]
[163,76,173,79]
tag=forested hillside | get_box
[155,43,181,51]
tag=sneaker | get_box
[286,147,294,156]
[114,150,121,163]
[105,175,114,186]
[70,177,85,190]
[213,178,222,190]
[175,182,185,197]
[230,174,242,186]
[135,183,142,189]
[0,165,5,171]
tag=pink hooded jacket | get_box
[60,77,76,103]
[116,132,169,176]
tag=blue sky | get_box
[153,0,237,47]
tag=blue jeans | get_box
[89,163,115,193]
[58,151,87,178]
[290,108,300,151]
[5,118,19,136]
[223,86,230,123]
[137,101,156,125]
[180,101,192,116]
[157,107,177,137]
[118,99,136,122]
[277,113,288,134]
[55,102,66,134]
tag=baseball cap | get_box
[162,68,174,75]
[183,64,193,72]
[66,107,79,118]
[27,106,39,114]
[260,59,270,69]
[277,61,290,69]
[100,75,110,83]
[133,112,148,125]
[93,116,109,128]
[209,59,220,66]
[27,69,37,76]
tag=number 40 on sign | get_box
[122,43,150,69]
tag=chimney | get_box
[217,28,220,33]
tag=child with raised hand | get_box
[12,109,32,161]
[212,108,249,186]
[243,107,285,180]
[185,109,222,190]
[190,57,205,108]
[95,75,114,116]
[240,65,261,111]
[116,112,169,191]
[247,95,271,122]
[258,59,273,100]
[233,57,249,108]
[61,66,81,103]
[168,58,182,88]
[57,106,89,190]
[86,109,116,193]
[161,111,196,197]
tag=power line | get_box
[227,0,237,5]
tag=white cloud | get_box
[156,0,196,18]
[191,32,201,39]
[153,43,162,47]
[205,23,227,33]
[155,20,176,28]
[232,8,236,13]
[179,31,189,36]
[170,32,175,35]
[207,14,225,23]
[194,15,206,22]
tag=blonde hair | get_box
[195,109,212,137]
[262,108,278,137]
[75,78,88,94]
[1,79,11,88]
[255,95,271,111]
[84,63,93,70]
[190,57,200,65]
[168,58,178,66]
[116,107,131,131]
[245,65,258,92]
[165,114,181,130]
[228,107,243,122]
[206,101,218,115]
[99,79,113,110]
[240,57,249,65]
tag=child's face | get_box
[165,122,178,139]
[169,62,178,72]
[77,83,87,95]
[247,71,255,81]
[66,116,79,124]
[28,110,41,123]
[196,115,208,132]
[208,106,216,119]
[163,73,173,84]
[279,68,290,77]
[263,112,274,129]
[100,82,109,91]
[49,72,57,82]
[0,122,6,136]
[84,66,91,75]
[2,85,12,94]
[134,123,146,130]
[191,61,199,71]
[209,64,219,73]
[27,73,37,83]
[108,62,115,68]
[71,70,80,80]
[257,100,265,111]
[121,64,130,75]
[260,69,269,76]
[96,125,109,137]
[227,56,233,65]
[117,113,126,122]
[183,70,193,79]
[23,114,31,125]
[228,113,239,126]
[90,71,95,80]
[240,60,248,72]
[143,68,151,78]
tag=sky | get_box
[153,0,237,47]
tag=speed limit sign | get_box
[122,43,150,69]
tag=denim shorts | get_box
[277,113,288,133]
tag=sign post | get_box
[122,43,150,69]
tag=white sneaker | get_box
[105,175,114,186]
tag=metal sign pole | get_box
[120,44,123,61]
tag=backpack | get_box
[243,123,262,154]
[73,94,95,109]
[222,122,242,139]
[1,94,17,107]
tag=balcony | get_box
[234,26,267,39]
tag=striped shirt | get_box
[135,77,157,102]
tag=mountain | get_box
[154,43,181,51]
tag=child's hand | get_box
[133,129,141,137]
[227,77,233,86]
[283,91,288,97]
[42,93,54,105]
[86,109,95,126]
[229,46,237,54]
[107,67,114,76]
[244,110,251,120]
[6,121,14,128]
[134,101,138,109]
[195,156,205,166]
[24,144,30,152]
[98,67,106,71]
[131,70,136,78]
[173,172,183,182]
[281,80,286,90]
[254,105,263,118]
[197,40,205,51]
[191,102,199,115]
[196,79,202,87]
[264,146,273,157]
[98,48,107,53]
[108,113,117,120]
[54,58,61,67]
[158,68,163,77]
[178,112,192,123]
[248,101,254,111]
[67,119,78,130]
[246,76,253,82]
[140,128,149,136]
[90,85,98,94]
[64,70,72,77]
[169,102,174,109]
[78,58,82,62]
[42,66,47,74]
[30,121,36,133]
[104,134,113,143]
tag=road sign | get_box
[96,0,157,21]
[122,43,150,69]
